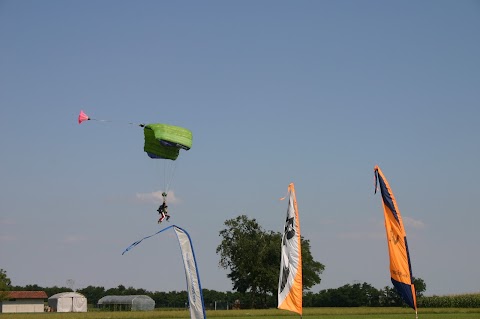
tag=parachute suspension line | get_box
[97,119,144,127]
[163,159,179,194]
[78,109,145,127]
[163,160,168,194]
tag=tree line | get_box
[2,279,427,309]
[5,279,480,309]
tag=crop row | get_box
[419,293,480,308]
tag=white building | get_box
[0,291,48,313]
[48,292,87,312]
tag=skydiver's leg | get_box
[159,212,166,223]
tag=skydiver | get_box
[157,203,168,223]
[157,192,171,223]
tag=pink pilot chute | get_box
[78,110,90,124]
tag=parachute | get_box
[78,110,192,161]
[78,110,192,215]
[143,124,192,161]
[78,110,89,124]
[142,124,192,193]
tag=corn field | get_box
[419,293,480,308]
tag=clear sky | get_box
[1,0,479,297]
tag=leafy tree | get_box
[0,269,12,300]
[22,284,43,291]
[413,277,426,297]
[362,282,382,306]
[301,238,325,289]
[216,215,324,308]
[380,276,426,307]
[308,283,382,307]
[151,291,168,307]
[77,285,106,305]
[0,269,12,289]
[381,285,404,306]
[216,215,266,307]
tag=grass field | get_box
[2,308,480,319]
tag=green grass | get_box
[1,308,480,319]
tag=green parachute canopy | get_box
[143,124,193,161]
[78,110,193,194]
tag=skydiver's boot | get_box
[166,215,170,221]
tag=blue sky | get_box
[1,1,479,296]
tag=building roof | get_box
[4,291,48,299]
[98,295,155,305]
[49,292,86,299]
